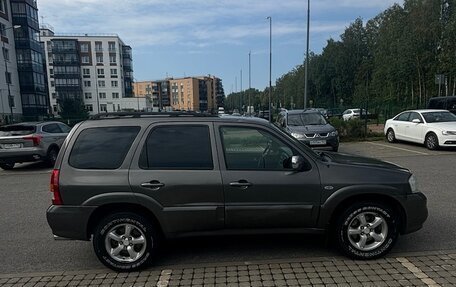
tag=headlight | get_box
[408,175,418,193]
[330,131,338,137]
[291,132,304,139]
[442,131,456,136]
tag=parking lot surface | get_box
[0,140,454,278]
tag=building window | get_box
[81,55,90,63]
[0,23,6,37]
[95,42,103,52]
[108,42,116,52]
[99,92,106,99]
[97,68,104,75]
[100,104,107,112]
[112,92,119,99]
[110,69,117,75]
[85,104,93,112]
[84,80,91,87]
[111,80,118,87]
[83,68,90,75]
[50,80,55,87]
[53,105,58,113]
[109,55,116,63]
[98,80,105,87]
[96,54,103,63]
[80,43,89,53]
[117,104,121,111]
[49,68,54,75]
[84,92,92,99]
[52,93,57,99]
[0,0,5,13]
[2,47,9,61]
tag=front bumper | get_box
[47,205,97,240]
[438,134,456,146]
[401,192,428,234]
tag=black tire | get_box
[425,133,439,150]
[93,212,158,272]
[335,202,399,260]
[0,163,15,170]
[46,147,59,167]
[386,129,396,143]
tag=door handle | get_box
[141,181,165,190]
[229,180,253,189]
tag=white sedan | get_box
[384,109,456,150]
[342,109,361,121]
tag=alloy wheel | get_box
[104,223,147,263]
[347,212,388,252]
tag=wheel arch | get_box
[46,143,60,154]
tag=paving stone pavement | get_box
[1,250,455,287]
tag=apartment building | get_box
[40,30,140,115]
[133,76,224,113]
[0,0,22,123]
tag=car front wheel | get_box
[335,202,398,259]
[425,133,439,150]
[0,163,15,170]
[93,212,158,272]
[386,129,396,143]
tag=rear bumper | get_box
[46,205,97,240]
[401,192,428,234]
[0,148,47,163]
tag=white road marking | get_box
[367,142,429,155]
[396,257,440,287]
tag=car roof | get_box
[402,109,449,113]
[282,109,321,115]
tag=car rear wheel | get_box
[386,129,396,143]
[93,212,158,272]
[335,202,398,259]
[0,163,15,170]
[425,133,439,150]
[46,147,59,167]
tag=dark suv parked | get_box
[47,112,427,271]
[428,96,456,114]
[276,109,339,151]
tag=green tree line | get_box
[226,0,456,118]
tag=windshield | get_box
[288,113,327,126]
[422,112,456,123]
[0,125,36,137]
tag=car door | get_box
[391,112,410,140]
[405,112,426,143]
[215,123,321,229]
[129,122,224,234]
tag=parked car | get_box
[327,108,344,119]
[0,121,71,170]
[427,96,456,115]
[47,112,427,271]
[385,109,456,150]
[276,109,339,151]
[342,109,361,121]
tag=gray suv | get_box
[0,121,71,170]
[277,109,339,152]
[47,112,427,271]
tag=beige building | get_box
[133,76,224,112]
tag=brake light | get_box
[50,169,63,205]
[23,135,42,146]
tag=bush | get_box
[328,118,368,140]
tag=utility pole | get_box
[249,51,251,115]
[267,16,272,122]
[240,69,242,113]
[304,0,310,109]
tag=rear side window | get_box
[0,125,36,136]
[42,123,62,133]
[140,125,213,170]
[69,126,140,169]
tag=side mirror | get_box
[412,119,421,124]
[291,155,304,171]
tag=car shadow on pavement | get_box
[3,161,51,172]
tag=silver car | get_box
[0,121,71,170]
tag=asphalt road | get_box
[0,140,455,274]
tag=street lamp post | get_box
[248,51,251,115]
[267,16,272,122]
[1,25,21,123]
[304,0,310,109]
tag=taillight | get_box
[50,169,63,205]
[23,135,42,146]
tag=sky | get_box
[38,0,403,93]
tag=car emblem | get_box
[315,134,320,138]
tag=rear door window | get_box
[140,125,213,170]
[69,126,140,169]
[42,123,62,133]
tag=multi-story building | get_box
[0,0,22,123]
[40,30,140,115]
[11,0,48,120]
[134,76,224,113]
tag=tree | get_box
[59,97,89,122]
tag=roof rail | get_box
[89,111,217,120]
